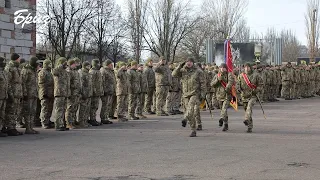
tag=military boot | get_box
[25,122,36,134]
[168,111,176,115]
[137,114,147,119]
[66,122,75,130]
[243,120,249,126]
[6,129,22,136]
[247,128,252,133]
[181,119,187,127]
[219,118,224,127]
[88,120,100,126]
[222,124,229,132]
[129,116,139,120]
[0,131,8,137]
[189,131,196,137]
[196,125,202,131]
[101,119,113,124]
[174,110,183,114]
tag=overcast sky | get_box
[116,0,308,45]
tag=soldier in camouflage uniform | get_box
[52,57,70,131]
[291,65,298,99]
[100,60,115,124]
[154,56,171,116]
[89,59,103,126]
[4,53,23,136]
[144,58,156,114]
[237,63,263,133]
[211,63,234,132]
[281,62,294,100]
[172,57,206,137]
[127,61,140,120]
[78,61,93,127]
[275,65,282,98]
[0,57,8,137]
[270,66,278,101]
[116,62,128,122]
[38,59,54,129]
[310,64,316,96]
[21,57,40,134]
[65,59,82,129]
[17,58,26,128]
[212,66,219,108]
[166,63,180,115]
[136,64,148,119]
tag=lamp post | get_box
[254,43,262,64]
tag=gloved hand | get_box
[178,61,186,69]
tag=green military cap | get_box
[29,56,38,67]
[131,60,138,66]
[43,59,51,66]
[146,57,153,63]
[103,59,113,66]
[73,57,81,63]
[118,61,125,67]
[20,58,26,64]
[244,62,252,68]
[91,59,99,66]
[82,61,90,67]
[11,53,20,61]
[187,57,195,63]
[56,57,67,66]
[67,59,76,66]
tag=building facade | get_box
[0,0,36,60]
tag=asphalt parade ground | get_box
[1,97,320,180]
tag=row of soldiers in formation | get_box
[1,52,320,137]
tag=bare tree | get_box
[305,0,320,60]
[143,0,199,62]
[38,0,98,61]
[281,29,301,62]
[202,0,249,40]
[126,0,149,63]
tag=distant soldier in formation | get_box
[116,62,129,122]
[136,64,148,119]
[281,62,294,100]
[89,59,103,126]
[127,61,140,120]
[166,63,181,115]
[0,57,8,137]
[211,63,234,132]
[144,58,156,114]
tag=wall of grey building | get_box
[0,0,36,61]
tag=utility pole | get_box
[311,9,317,63]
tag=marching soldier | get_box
[52,57,70,131]
[154,56,171,116]
[21,56,40,134]
[89,59,103,126]
[136,64,148,119]
[0,57,8,137]
[144,58,156,114]
[127,61,140,120]
[172,57,206,137]
[100,60,115,124]
[116,62,129,122]
[211,63,234,132]
[237,63,263,133]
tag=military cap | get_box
[0,56,5,63]
[131,60,138,66]
[103,59,113,66]
[186,57,195,63]
[138,64,144,67]
[244,62,252,68]
[20,58,26,64]
[56,57,67,66]
[73,57,81,63]
[219,63,227,68]
[68,59,76,66]
[91,59,100,66]
[11,53,20,61]
[29,56,38,67]
[146,57,153,63]
[82,61,90,67]
[118,61,126,67]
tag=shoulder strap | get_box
[241,73,257,89]
[218,73,227,88]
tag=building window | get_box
[5,0,11,8]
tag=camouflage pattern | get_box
[144,65,155,113]
[211,71,234,124]
[100,65,116,120]
[154,63,171,115]
[127,68,140,117]
[78,65,93,125]
[21,63,38,129]
[0,66,8,130]
[65,66,82,125]
[38,60,54,126]
[172,63,206,131]
[115,67,128,117]
[136,68,148,116]
[89,62,103,121]
[5,60,23,129]
[281,65,294,99]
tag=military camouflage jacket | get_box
[237,71,263,102]
[90,67,104,97]
[21,64,38,98]
[38,67,54,100]
[0,68,8,100]
[143,66,155,89]
[67,68,82,97]
[79,68,93,98]
[52,65,70,97]
[281,66,293,82]
[127,69,140,94]
[172,65,206,98]
[211,71,234,101]
[154,64,171,86]
[138,70,148,93]
[100,67,116,95]
[115,69,128,96]
[5,60,23,98]
[170,68,180,92]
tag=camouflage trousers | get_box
[79,98,90,124]
[53,97,67,129]
[90,97,100,121]
[109,94,116,117]
[195,100,201,126]
[292,83,297,99]
[101,94,114,120]
[116,95,126,116]
[317,81,320,94]
[281,81,292,99]
[156,86,169,114]
[183,95,200,131]
[22,98,37,128]
[40,98,54,125]
[243,97,256,129]
[212,92,219,108]
[17,98,24,125]
[153,92,156,112]
[136,93,146,115]
[128,93,139,117]
[0,100,6,129]
[205,93,212,109]
[301,83,309,97]
[166,91,179,112]
[145,88,155,112]
[270,84,277,99]
[218,100,230,124]
[5,98,21,129]
[311,81,316,95]
[65,96,80,124]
